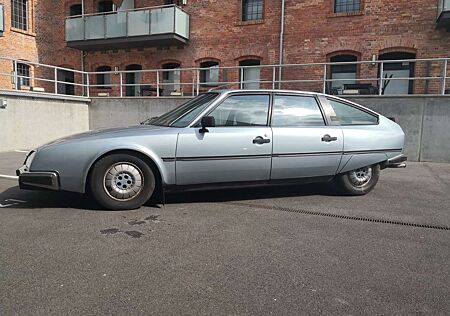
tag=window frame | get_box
[95,66,112,89]
[199,61,220,87]
[333,0,362,14]
[11,0,29,31]
[241,0,264,22]
[271,94,327,128]
[194,92,272,128]
[325,97,379,126]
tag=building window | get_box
[98,1,115,13]
[329,55,357,94]
[378,52,416,95]
[242,0,263,21]
[95,66,111,89]
[14,62,30,87]
[11,0,28,31]
[69,4,82,16]
[240,59,261,89]
[162,63,181,96]
[334,0,361,13]
[200,61,219,86]
[125,64,142,96]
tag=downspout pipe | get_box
[278,0,286,89]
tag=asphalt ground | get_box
[0,151,449,315]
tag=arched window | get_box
[11,0,28,30]
[329,54,358,94]
[98,1,115,13]
[69,4,82,16]
[13,62,31,87]
[95,66,112,89]
[125,64,142,96]
[57,68,75,95]
[242,0,263,21]
[239,59,261,89]
[200,61,219,86]
[379,51,416,95]
[162,62,181,96]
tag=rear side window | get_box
[327,99,378,125]
[272,95,325,127]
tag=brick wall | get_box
[1,0,449,95]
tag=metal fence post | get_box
[119,72,123,97]
[13,59,18,90]
[378,62,384,96]
[272,66,276,89]
[54,67,58,94]
[86,72,90,98]
[156,71,160,97]
[322,64,327,94]
[196,69,200,96]
[441,59,448,95]
[240,67,244,89]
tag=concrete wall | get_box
[89,97,189,130]
[344,96,450,163]
[0,91,90,152]
[2,92,449,163]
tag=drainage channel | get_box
[227,202,450,231]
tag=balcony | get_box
[65,5,190,51]
[437,0,450,30]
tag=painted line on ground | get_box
[14,150,29,153]
[0,174,18,180]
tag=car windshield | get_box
[148,93,219,127]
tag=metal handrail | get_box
[1,56,448,97]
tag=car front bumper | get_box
[16,166,60,191]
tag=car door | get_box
[271,94,343,180]
[176,93,273,185]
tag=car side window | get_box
[208,94,270,127]
[272,95,325,127]
[327,99,378,125]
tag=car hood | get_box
[37,125,171,150]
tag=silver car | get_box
[17,90,406,210]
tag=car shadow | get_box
[0,183,335,211]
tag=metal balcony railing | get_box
[1,56,449,98]
[65,5,190,50]
[437,0,450,28]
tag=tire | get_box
[89,154,156,210]
[333,164,380,196]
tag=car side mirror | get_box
[199,116,215,133]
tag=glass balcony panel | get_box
[85,15,105,39]
[66,17,84,41]
[151,7,174,34]
[106,11,126,38]
[127,10,150,36]
[175,8,189,39]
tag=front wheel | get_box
[333,164,380,196]
[89,154,156,210]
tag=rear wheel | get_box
[334,164,380,196]
[89,154,155,210]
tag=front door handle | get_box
[322,134,338,142]
[253,136,271,145]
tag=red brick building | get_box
[1,0,449,95]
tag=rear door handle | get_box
[322,134,338,142]
[253,136,271,145]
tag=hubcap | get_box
[103,162,143,201]
[348,167,373,187]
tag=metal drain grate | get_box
[228,202,450,231]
